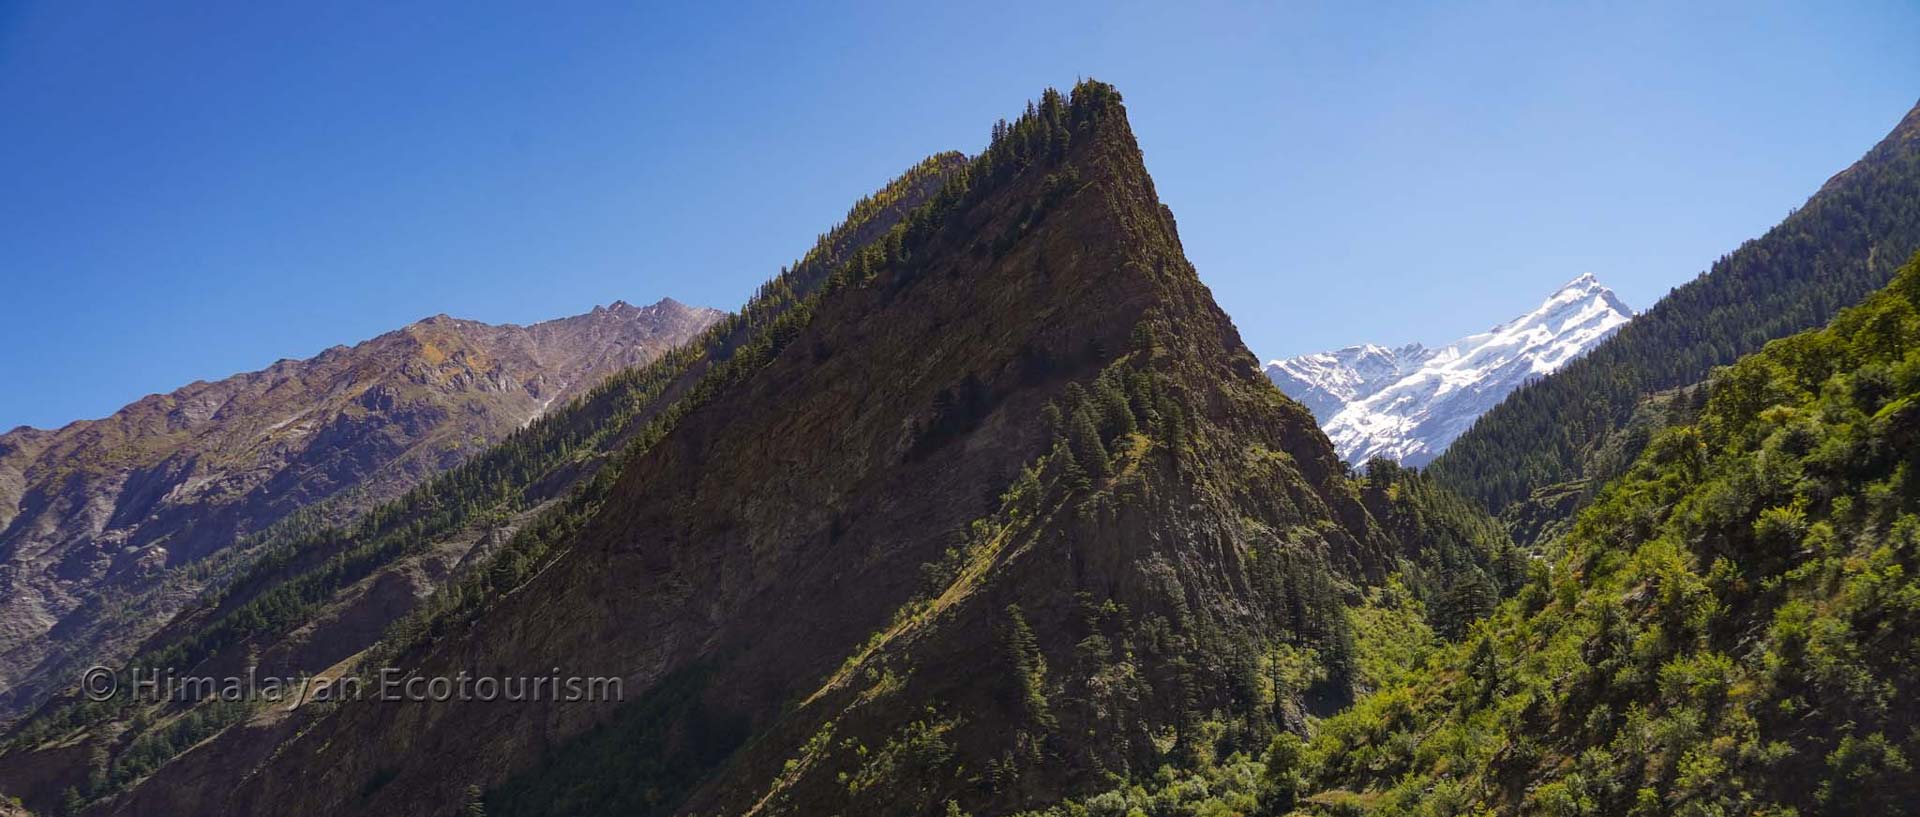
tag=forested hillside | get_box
[1300,250,1920,815]
[1013,252,1920,816]
[1430,99,1920,534]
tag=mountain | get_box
[0,298,722,724]
[1266,274,1632,466]
[1,81,1519,817]
[1429,98,1920,531]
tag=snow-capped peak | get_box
[1264,342,1432,423]
[1558,271,1599,291]
[1263,275,1633,466]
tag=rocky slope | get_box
[45,82,1514,817]
[0,298,721,723]
[1266,274,1631,467]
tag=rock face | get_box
[1265,274,1631,466]
[62,82,1510,817]
[0,298,721,723]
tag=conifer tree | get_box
[1000,605,1054,728]
[1069,407,1111,479]
[1096,376,1136,439]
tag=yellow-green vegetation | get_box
[844,713,961,797]
[1288,254,1920,816]
[1354,459,1528,641]
[1004,750,1278,817]
[1346,579,1437,693]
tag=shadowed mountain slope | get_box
[0,155,964,815]
[61,82,1514,817]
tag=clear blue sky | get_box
[3,2,1918,431]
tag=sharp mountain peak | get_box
[71,80,1484,817]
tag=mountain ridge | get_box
[1,298,716,436]
[0,297,722,725]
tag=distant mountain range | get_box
[1265,274,1632,466]
[0,297,720,723]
